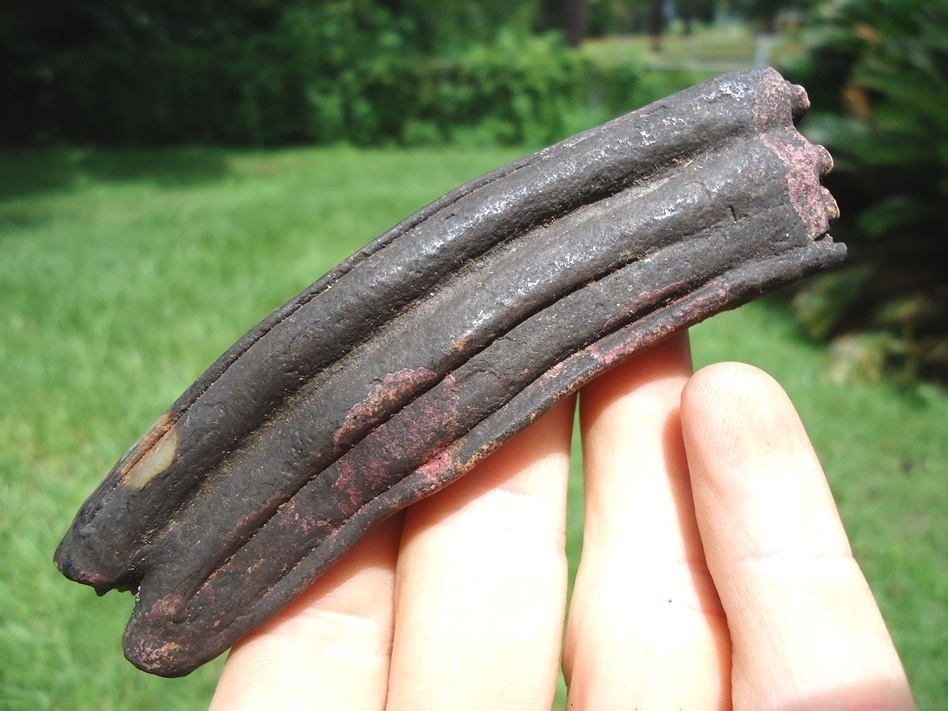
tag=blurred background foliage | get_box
[1,0,627,147]
[782,0,948,385]
[1,0,810,148]
[2,0,944,383]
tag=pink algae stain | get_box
[589,327,662,369]
[415,373,460,433]
[602,277,697,335]
[126,636,186,670]
[590,285,728,368]
[754,75,837,239]
[332,373,460,512]
[331,455,366,515]
[145,593,187,621]
[416,449,454,486]
[278,496,323,536]
[333,367,438,454]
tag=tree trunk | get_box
[564,0,587,47]
[647,0,666,52]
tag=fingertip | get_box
[681,362,816,505]
[681,363,915,710]
[681,361,840,561]
[681,361,788,429]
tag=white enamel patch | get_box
[124,424,179,489]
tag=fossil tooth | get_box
[55,68,845,677]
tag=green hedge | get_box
[1,1,643,148]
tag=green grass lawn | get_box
[581,26,806,107]
[1,146,945,709]
[583,24,761,73]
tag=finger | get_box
[565,333,731,710]
[681,363,916,711]
[209,514,403,711]
[385,396,575,711]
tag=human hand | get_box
[209,333,916,710]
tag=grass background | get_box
[1,146,945,709]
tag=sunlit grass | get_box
[1,146,944,708]
[583,24,760,72]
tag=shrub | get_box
[1,0,646,149]
[405,33,594,146]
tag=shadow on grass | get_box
[0,146,232,201]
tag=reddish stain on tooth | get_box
[416,449,453,484]
[334,367,438,453]
[145,594,186,621]
[789,82,809,120]
[126,636,187,673]
[330,372,460,512]
[754,77,836,240]
[822,187,840,219]
[815,145,834,176]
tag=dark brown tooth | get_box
[54,67,845,677]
